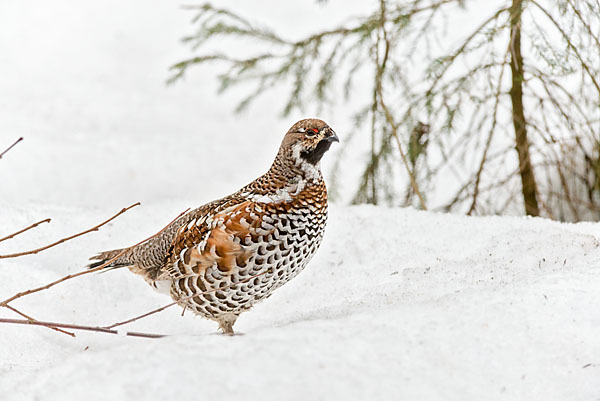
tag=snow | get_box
[1,205,600,400]
[1,1,600,400]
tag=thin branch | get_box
[390,0,460,22]
[0,137,23,159]
[0,318,165,339]
[376,0,427,210]
[0,208,190,307]
[530,0,600,96]
[468,43,511,215]
[0,218,51,244]
[0,203,140,259]
[564,0,600,51]
[4,304,75,337]
[381,103,427,209]
[425,7,509,95]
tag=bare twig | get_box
[0,137,23,159]
[0,218,51,244]
[0,208,190,307]
[104,269,270,329]
[0,203,140,259]
[3,304,75,337]
[468,44,511,215]
[0,318,165,339]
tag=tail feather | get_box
[87,247,159,283]
[88,248,133,270]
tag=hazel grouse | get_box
[90,118,339,334]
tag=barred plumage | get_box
[90,118,338,334]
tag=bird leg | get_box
[217,313,238,335]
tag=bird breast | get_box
[166,182,328,318]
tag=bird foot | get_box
[217,314,238,335]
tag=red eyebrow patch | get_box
[311,128,318,133]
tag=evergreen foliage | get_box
[170,0,600,221]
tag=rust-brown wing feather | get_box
[160,199,273,281]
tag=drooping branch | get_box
[168,0,600,219]
[530,0,600,96]
[425,7,509,96]
[373,0,427,209]
[169,0,466,118]
[564,0,600,50]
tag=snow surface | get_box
[1,1,600,400]
[1,205,600,400]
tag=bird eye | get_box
[305,128,319,137]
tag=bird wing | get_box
[160,198,274,281]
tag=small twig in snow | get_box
[0,208,189,307]
[0,207,190,339]
[3,304,75,337]
[0,203,140,259]
[0,218,51,244]
[0,137,23,159]
[0,318,165,339]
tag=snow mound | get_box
[1,205,599,401]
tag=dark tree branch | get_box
[0,137,23,159]
[509,0,540,216]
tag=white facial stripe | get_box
[291,143,321,182]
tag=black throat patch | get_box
[300,139,333,165]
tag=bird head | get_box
[281,118,339,167]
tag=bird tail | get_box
[88,246,168,291]
[88,248,133,270]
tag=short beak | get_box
[325,131,339,143]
